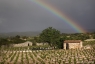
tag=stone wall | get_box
[13,41,48,47]
[69,43,80,49]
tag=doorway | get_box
[66,43,69,49]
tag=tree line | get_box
[0,27,95,48]
[30,27,95,49]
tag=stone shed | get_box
[63,40,82,49]
[13,41,32,47]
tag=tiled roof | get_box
[64,40,82,43]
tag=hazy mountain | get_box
[0,31,41,37]
[0,28,94,37]
[59,28,95,33]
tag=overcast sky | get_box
[0,0,95,33]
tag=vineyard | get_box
[0,47,95,64]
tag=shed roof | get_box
[64,40,82,43]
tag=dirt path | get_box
[27,51,34,64]
[17,52,22,64]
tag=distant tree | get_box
[32,40,36,46]
[0,38,10,47]
[15,35,20,39]
[93,34,95,39]
[12,35,25,44]
[22,36,28,39]
[40,27,60,46]
[33,36,41,43]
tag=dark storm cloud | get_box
[0,0,95,33]
[47,0,95,28]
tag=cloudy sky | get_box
[0,0,95,33]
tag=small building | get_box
[63,40,82,49]
[13,41,32,47]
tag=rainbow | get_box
[30,0,87,33]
